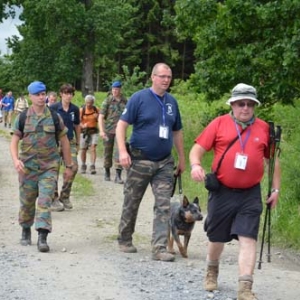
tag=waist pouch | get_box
[82,127,98,137]
[205,172,221,192]
[129,146,148,160]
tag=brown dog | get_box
[168,196,203,258]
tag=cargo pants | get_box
[19,166,58,232]
[118,155,174,253]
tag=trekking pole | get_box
[258,122,275,269]
[258,123,282,269]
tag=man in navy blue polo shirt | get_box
[50,84,80,211]
[116,63,185,261]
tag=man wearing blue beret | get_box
[10,81,73,253]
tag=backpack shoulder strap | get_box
[18,109,28,136]
[47,106,60,146]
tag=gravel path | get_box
[0,130,299,300]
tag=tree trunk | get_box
[81,50,94,97]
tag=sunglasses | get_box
[236,101,256,108]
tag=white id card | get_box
[159,125,169,139]
[234,153,248,170]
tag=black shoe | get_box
[114,169,124,184]
[104,168,111,181]
[20,227,31,246]
[37,229,50,252]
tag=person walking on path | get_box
[98,81,127,184]
[46,91,58,106]
[116,63,185,262]
[50,84,80,212]
[2,90,14,128]
[79,94,100,174]
[189,83,281,300]
[0,88,4,123]
[10,81,73,253]
[14,94,29,115]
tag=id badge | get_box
[234,153,248,170]
[159,125,169,139]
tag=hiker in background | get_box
[98,81,127,184]
[10,81,73,253]
[0,89,3,123]
[79,94,100,174]
[2,91,14,128]
[47,91,58,107]
[50,84,80,212]
[14,94,29,115]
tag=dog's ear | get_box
[182,195,189,207]
[193,197,199,205]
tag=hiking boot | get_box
[238,281,258,300]
[60,198,73,209]
[152,251,175,262]
[51,199,65,212]
[37,229,50,252]
[20,227,31,246]
[119,244,137,253]
[114,169,124,184]
[81,164,87,174]
[204,265,219,291]
[104,168,111,181]
[90,165,96,175]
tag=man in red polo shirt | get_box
[189,83,281,300]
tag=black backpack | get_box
[18,107,61,146]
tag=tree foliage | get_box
[175,0,300,104]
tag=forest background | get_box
[0,1,299,252]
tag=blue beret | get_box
[112,81,122,88]
[28,81,46,94]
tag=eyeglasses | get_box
[154,74,172,80]
[237,101,256,108]
[62,91,74,95]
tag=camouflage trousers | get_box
[118,155,174,253]
[103,133,122,170]
[19,167,58,232]
[54,140,78,201]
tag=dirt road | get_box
[0,130,299,300]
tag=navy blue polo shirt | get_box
[50,102,80,141]
[121,88,182,161]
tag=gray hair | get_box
[84,94,95,102]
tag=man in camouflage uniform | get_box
[116,63,185,261]
[98,81,127,183]
[10,81,73,253]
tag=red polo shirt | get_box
[195,114,270,189]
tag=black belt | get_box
[128,145,170,161]
[220,183,258,193]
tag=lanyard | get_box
[150,89,166,126]
[234,121,251,153]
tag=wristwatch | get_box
[65,164,74,169]
[271,188,280,193]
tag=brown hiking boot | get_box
[51,199,65,212]
[152,251,175,262]
[204,265,219,291]
[238,281,258,300]
[119,244,137,253]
